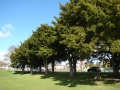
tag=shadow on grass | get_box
[41,72,97,87]
[102,73,120,84]
[40,72,120,87]
[13,71,29,74]
[13,71,44,75]
[13,71,120,87]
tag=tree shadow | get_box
[40,72,120,87]
[13,71,32,75]
[102,72,120,84]
[13,71,120,87]
[13,71,44,75]
[41,72,97,87]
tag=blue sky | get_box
[0,0,69,60]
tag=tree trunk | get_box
[112,53,119,76]
[69,54,73,77]
[44,60,48,75]
[52,60,55,73]
[73,59,77,73]
[30,64,33,75]
[21,64,25,73]
[39,63,42,73]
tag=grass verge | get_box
[0,70,120,90]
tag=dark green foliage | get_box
[10,0,120,76]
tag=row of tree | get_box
[10,0,120,76]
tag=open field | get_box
[0,70,120,90]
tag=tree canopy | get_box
[10,0,120,76]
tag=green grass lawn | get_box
[0,70,120,90]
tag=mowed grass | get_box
[0,70,120,90]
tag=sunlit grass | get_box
[0,70,120,90]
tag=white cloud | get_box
[1,24,14,31]
[0,31,11,37]
[0,24,14,38]
[0,51,8,61]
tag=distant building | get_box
[0,61,9,69]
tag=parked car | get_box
[87,67,101,72]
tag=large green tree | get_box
[10,43,28,73]
[54,0,97,76]
[32,24,57,74]
[54,0,120,76]
[92,0,120,76]
[10,0,120,76]
[56,25,88,76]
